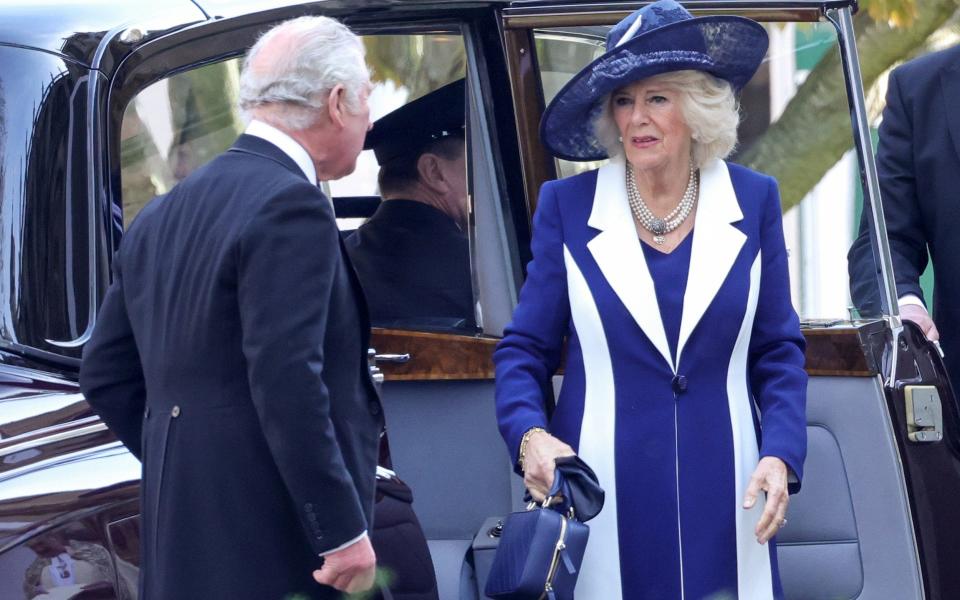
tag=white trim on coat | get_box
[586,158,746,372]
[563,245,623,600]
[727,252,775,599]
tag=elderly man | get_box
[80,17,381,599]
[346,79,474,330]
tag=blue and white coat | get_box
[494,158,808,600]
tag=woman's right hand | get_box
[522,430,576,502]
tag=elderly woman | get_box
[493,1,807,598]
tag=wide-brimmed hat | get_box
[540,0,768,161]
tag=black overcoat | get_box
[849,45,960,393]
[345,199,474,329]
[80,134,383,600]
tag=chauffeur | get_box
[346,79,475,330]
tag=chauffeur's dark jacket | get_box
[80,134,383,600]
[346,199,474,329]
[848,45,960,393]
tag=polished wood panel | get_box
[802,327,875,377]
[374,326,876,381]
[503,28,556,217]
[372,328,498,381]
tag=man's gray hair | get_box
[239,16,369,130]
[593,70,740,170]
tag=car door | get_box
[497,1,960,599]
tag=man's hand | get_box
[901,303,940,342]
[743,456,789,545]
[522,430,576,502]
[312,535,376,594]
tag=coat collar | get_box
[586,157,745,370]
[229,134,309,182]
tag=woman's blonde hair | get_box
[592,70,740,169]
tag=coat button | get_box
[672,375,688,394]
[369,402,381,416]
[171,405,181,418]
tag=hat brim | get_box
[540,16,768,161]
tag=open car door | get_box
[492,1,960,599]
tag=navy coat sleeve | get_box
[848,64,928,313]
[237,182,367,554]
[493,181,571,469]
[80,247,147,460]
[749,178,808,493]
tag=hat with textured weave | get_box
[539,0,768,161]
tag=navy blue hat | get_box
[364,78,465,164]
[540,0,768,161]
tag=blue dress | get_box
[494,158,807,600]
[642,234,694,365]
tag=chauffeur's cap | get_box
[364,78,465,165]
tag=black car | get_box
[0,1,957,599]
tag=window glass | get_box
[533,22,870,322]
[120,59,243,228]
[118,32,475,333]
[534,30,608,178]
[0,47,94,355]
[337,33,474,333]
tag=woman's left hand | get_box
[742,456,789,545]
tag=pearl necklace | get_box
[626,163,698,244]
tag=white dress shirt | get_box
[244,120,318,184]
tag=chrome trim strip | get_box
[0,440,126,484]
[0,413,98,445]
[0,422,108,459]
[828,7,901,325]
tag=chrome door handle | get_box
[374,353,411,364]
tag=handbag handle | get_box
[524,470,577,519]
[522,457,606,522]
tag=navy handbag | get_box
[484,456,604,600]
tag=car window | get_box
[0,47,94,356]
[120,59,244,229]
[118,32,477,334]
[530,21,870,322]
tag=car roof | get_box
[0,0,205,65]
[0,0,857,64]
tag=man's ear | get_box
[416,152,447,194]
[326,83,347,128]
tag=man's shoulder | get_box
[128,147,321,242]
[349,200,462,250]
[194,146,322,211]
[894,44,960,83]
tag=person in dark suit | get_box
[79,17,382,600]
[848,44,960,393]
[345,79,475,330]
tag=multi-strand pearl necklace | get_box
[626,163,699,245]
